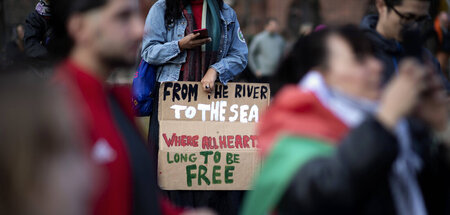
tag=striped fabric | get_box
[182,0,222,81]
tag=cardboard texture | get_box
[158,82,270,190]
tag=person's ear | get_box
[376,0,387,15]
[67,14,88,46]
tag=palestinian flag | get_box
[241,85,350,215]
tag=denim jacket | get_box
[141,0,248,84]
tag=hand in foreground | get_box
[409,61,449,132]
[377,59,426,130]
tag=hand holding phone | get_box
[178,29,211,51]
[193,28,209,39]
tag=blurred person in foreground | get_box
[242,26,450,215]
[49,0,215,214]
[142,0,247,214]
[361,0,450,91]
[248,18,285,83]
[0,77,94,215]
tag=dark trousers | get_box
[148,83,245,215]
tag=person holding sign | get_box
[142,0,248,214]
[142,0,248,91]
[242,26,450,215]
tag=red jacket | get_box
[54,60,183,215]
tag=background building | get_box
[140,0,372,41]
[1,0,448,51]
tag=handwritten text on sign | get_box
[158,82,269,190]
[160,82,269,123]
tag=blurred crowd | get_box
[0,0,449,215]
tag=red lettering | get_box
[174,136,179,146]
[219,136,227,149]
[163,133,175,147]
[251,135,258,148]
[187,136,192,146]
[163,133,201,148]
[181,135,187,146]
[235,135,243,148]
[193,135,199,147]
[202,136,210,149]
[163,134,253,149]
[212,137,219,149]
[227,135,235,149]
[243,135,250,148]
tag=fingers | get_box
[191,37,212,46]
[399,58,427,92]
[189,33,200,40]
[179,34,200,51]
[399,59,449,131]
[182,34,211,50]
[202,81,214,94]
[415,93,448,131]
[202,82,213,93]
[378,58,427,128]
[399,58,424,79]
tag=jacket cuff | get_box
[211,63,232,85]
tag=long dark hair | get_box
[165,0,224,26]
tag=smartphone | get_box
[193,28,209,39]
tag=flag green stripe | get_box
[241,136,334,215]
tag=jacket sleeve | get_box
[141,3,184,66]
[24,11,48,58]
[210,9,248,84]
[278,116,399,214]
[248,35,261,74]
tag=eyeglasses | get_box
[388,5,431,24]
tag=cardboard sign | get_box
[158,82,270,190]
